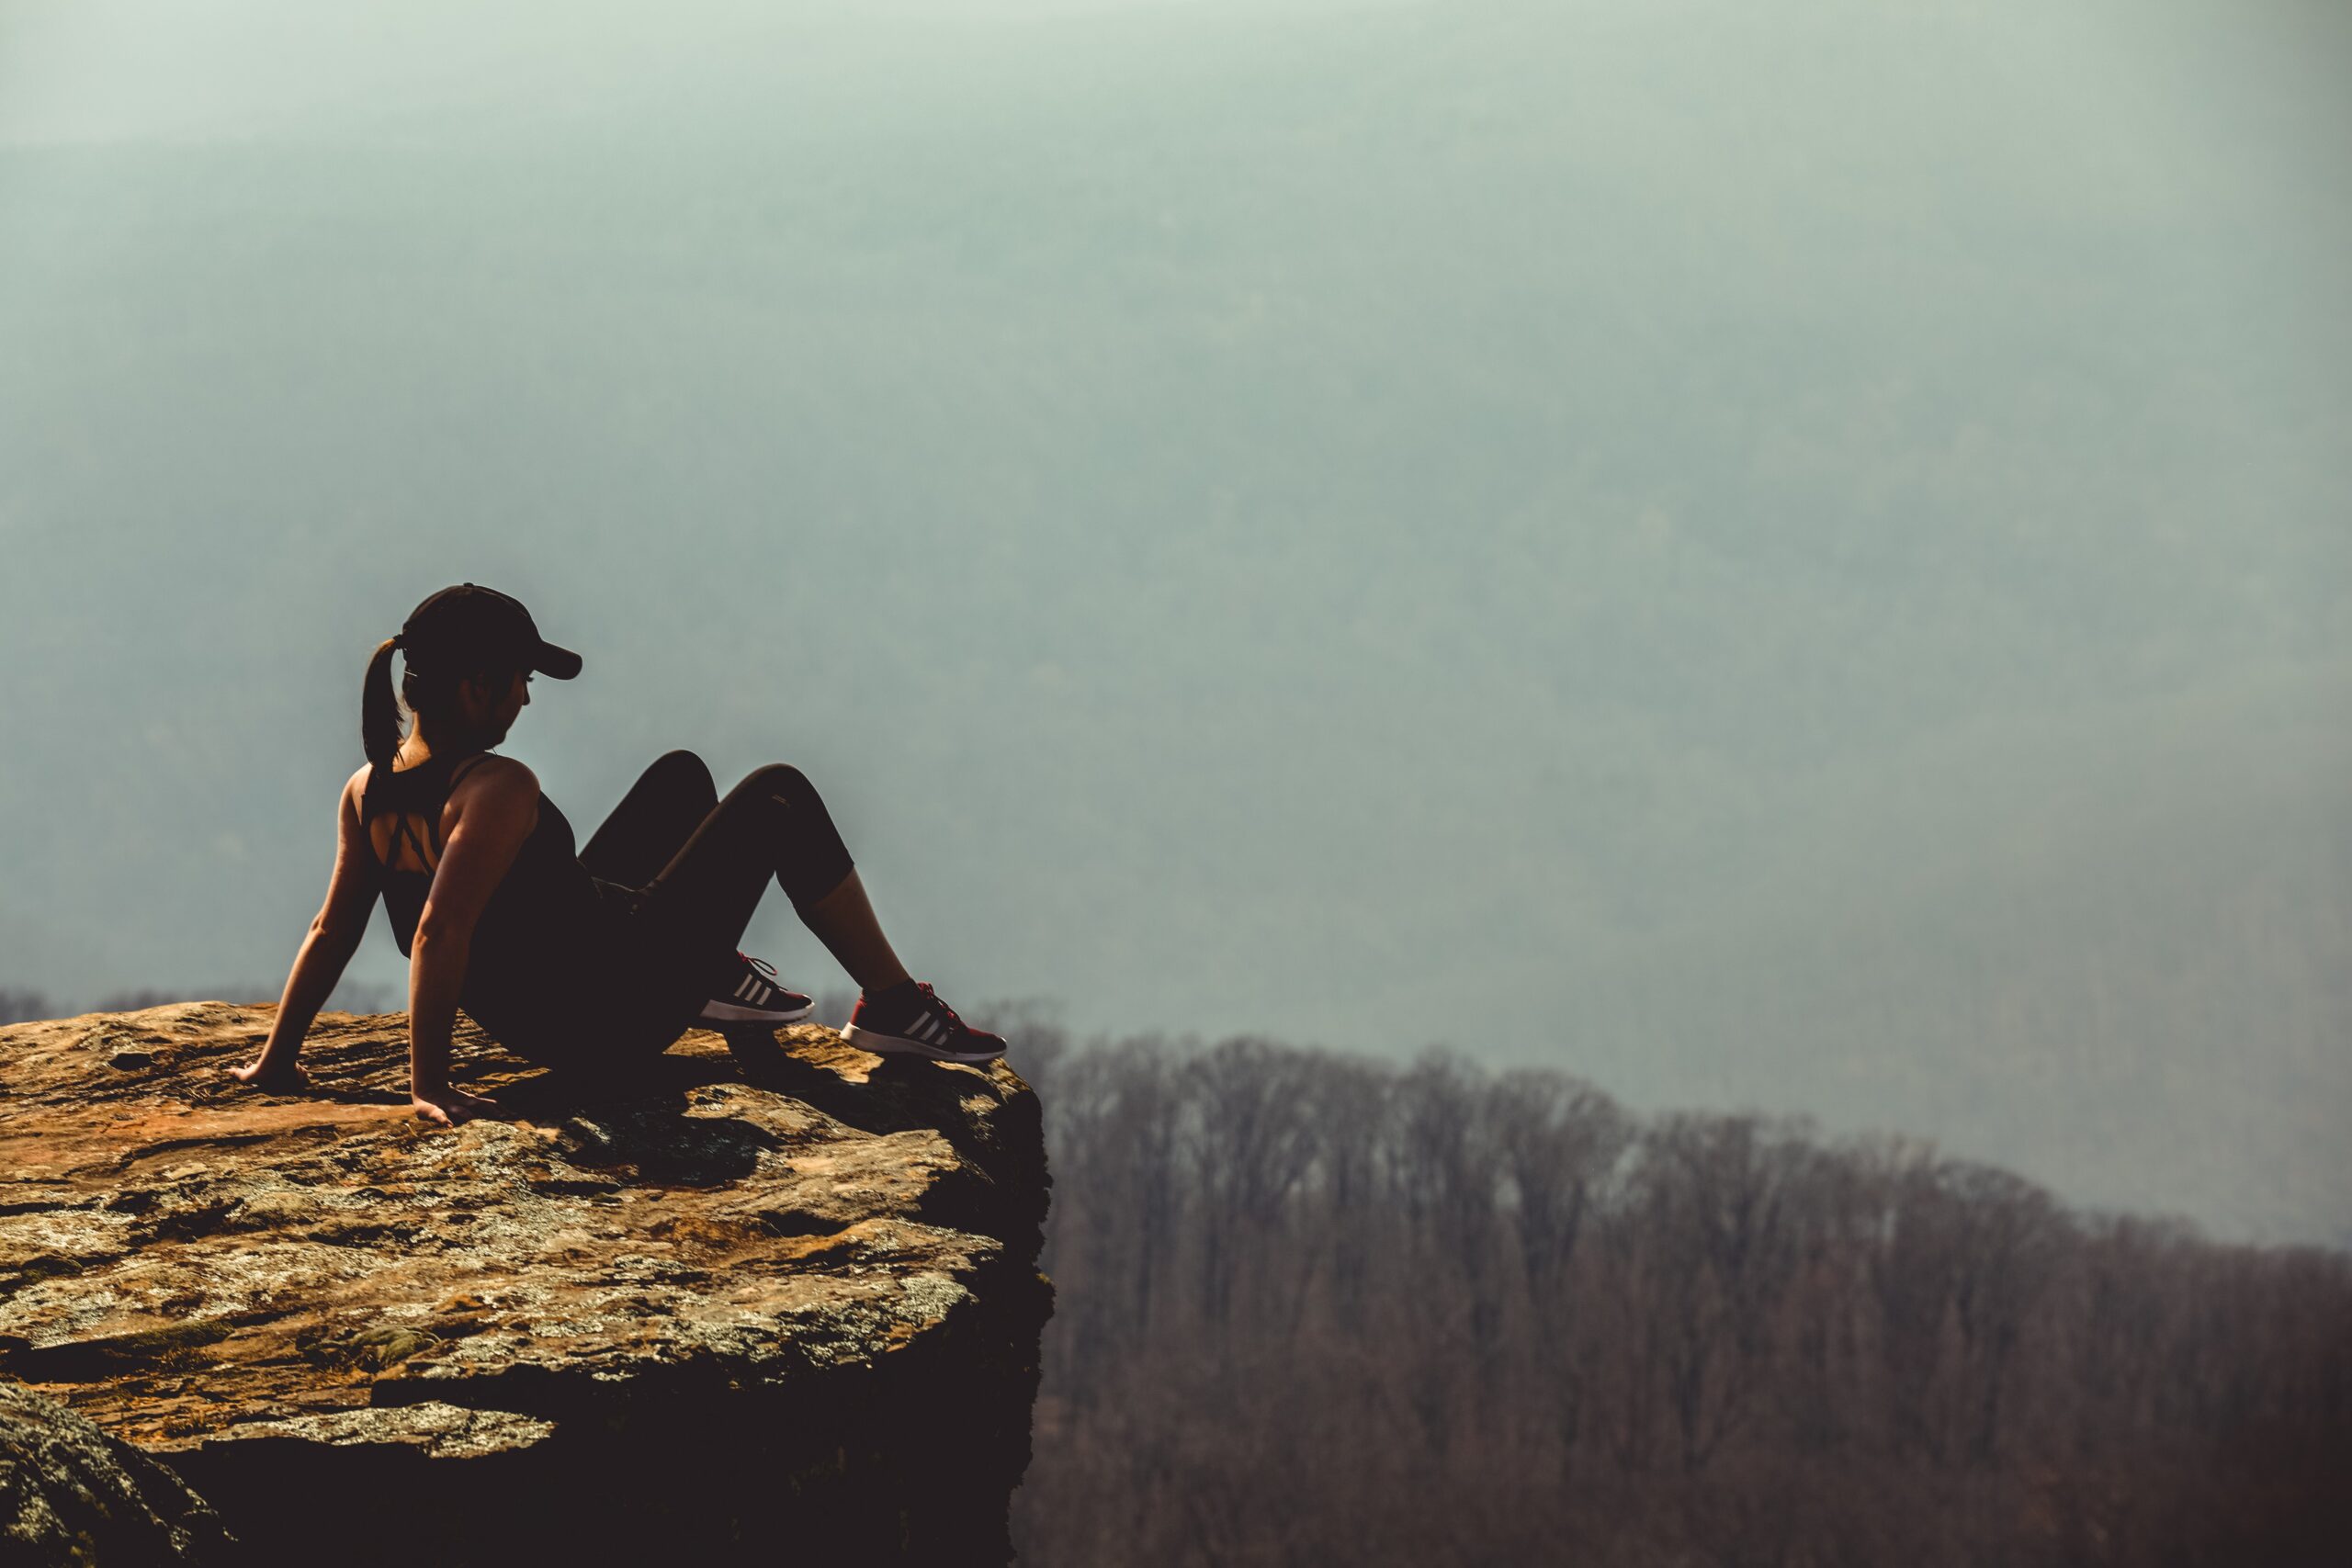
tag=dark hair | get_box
[361,639,526,765]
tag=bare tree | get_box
[1490,1066,1628,1477]
[1181,1037,1318,1336]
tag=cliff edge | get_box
[0,1002,1052,1565]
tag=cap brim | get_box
[533,642,583,680]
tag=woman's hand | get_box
[411,1086,500,1126]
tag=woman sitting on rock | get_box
[232,582,1005,1124]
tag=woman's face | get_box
[457,668,531,744]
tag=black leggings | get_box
[577,750,856,1043]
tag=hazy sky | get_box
[3,0,2346,1240]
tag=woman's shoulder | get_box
[450,752,540,801]
[445,756,544,851]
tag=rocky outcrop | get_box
[1,1378,234,1564]
[0,1003,1051,1565]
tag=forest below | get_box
[992,1013,2352,1567]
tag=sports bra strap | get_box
[369,751,498,874]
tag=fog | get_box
[2,0,2346,1240]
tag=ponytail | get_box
[362,637,406,765]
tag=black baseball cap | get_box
[396,583,582,680]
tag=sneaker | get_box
[840,980,1006,1063]
[698,952,815,1026]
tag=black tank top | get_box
[362,750,628,1057]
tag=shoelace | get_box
[733,952,807,1001]
[911,981,968,1035]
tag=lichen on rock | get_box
[0,1002,1052,1565]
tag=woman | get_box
[232,582,1005,1124]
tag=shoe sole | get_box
[840,1021,1005,1063]
[699,998,816,1025]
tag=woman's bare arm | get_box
[405,760,539,1125]
[233,772,382,1088]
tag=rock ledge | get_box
[0,1002,1051,1565]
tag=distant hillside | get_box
[1562,662,2352,1244]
